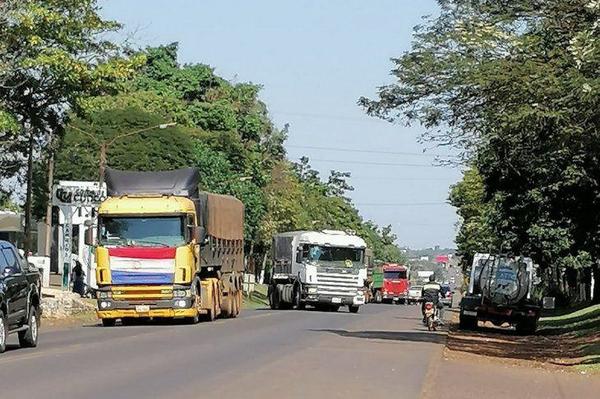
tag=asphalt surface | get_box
[0,303,443,399]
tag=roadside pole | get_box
[62,206,73,289]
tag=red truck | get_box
[371,263,410,304]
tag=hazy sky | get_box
[100,0,462,248]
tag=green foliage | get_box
[54,107,196,180]
[449,167,496,271]
[362,0,600,301]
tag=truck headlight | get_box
[173,289,190,298]
[99,301,111,309]
[175,300,187,308]
[97,291,111,299]
[307,287,318,294]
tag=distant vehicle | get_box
[417,270,434,284]
[0,241,41,353]
[407,285,423,304]
[371,263,409,304]
[459,253,541,334]
[270,230,367,313]
[440,284,453,307]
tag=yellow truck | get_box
[86,168,244,326]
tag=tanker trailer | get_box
[459,253,540,334]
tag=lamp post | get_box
[68,122,177,187]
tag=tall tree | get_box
[361,0,600,302]
[0,0,144,249]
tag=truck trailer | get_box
[270,230,367,313]
[459,253,540,334]
[87,168,244,326]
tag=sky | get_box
[100,0,462,249]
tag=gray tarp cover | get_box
[105,168,244,240]
[105,168,201,197]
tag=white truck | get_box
[269,230,367,313]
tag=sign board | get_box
[52,181,105,288]
[52,182,106,207]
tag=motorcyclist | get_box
[421,274,444,324]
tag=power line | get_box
[348,176,450,181]
[271,110,389,124]
[307,158,443,168]
[355,202,447,207]
[287,144,455,158]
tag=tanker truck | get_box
[269,230,367,313]
[86,168,244,326]
[459,253,540,334]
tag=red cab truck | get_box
[371,263,409,304]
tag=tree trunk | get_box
[23,127,35,253]
[593,263,600,305]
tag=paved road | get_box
[0,304,443,399]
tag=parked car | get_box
[0,240,42,353]
[440,284,453,307]
[407,285,423,304]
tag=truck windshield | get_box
[384,271,407,279]
[302,245,364,267]
[99,216,185,247]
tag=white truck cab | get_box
[270,230,367,313]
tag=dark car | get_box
[440,284,453,307]
[0,240,42,353]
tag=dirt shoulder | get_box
[443,305,600,375]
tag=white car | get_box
[407,286,422,304]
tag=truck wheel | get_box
[268,285,280,310]
[188,284,201,324]
[101,319,116,327]
[458,313,477,330]
[293,285,305,310]
[0,311,7,353]
[516,319,537,335]
[349,305,360,314]
[375,291,382,303]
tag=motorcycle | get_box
[424,301,438,331]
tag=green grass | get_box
[539,304,600,373]
[243,284,269,309]
[539,304,600,335]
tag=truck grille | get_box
[316,272,360,297]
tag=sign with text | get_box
[52,182,106,207]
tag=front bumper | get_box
[96,297,196,319]
[305,294,365,306]
[382,293,407,300]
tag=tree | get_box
[448,167,496,272]
[360,0,600,303]
[0,0,144,249]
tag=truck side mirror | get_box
[190,226,206,244]
[84,227,96,246]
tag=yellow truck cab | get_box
[88,168,244,326]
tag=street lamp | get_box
[67,122,177,187]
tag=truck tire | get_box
[293,284,305,310]
[375,290,382,303]
[516,318,537,335]
[269,285,280,310]
[188,283,201,324]
[0,311,7,353]
[101,318,116,327]
[458,313,477,330]
[349,305,360,314]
